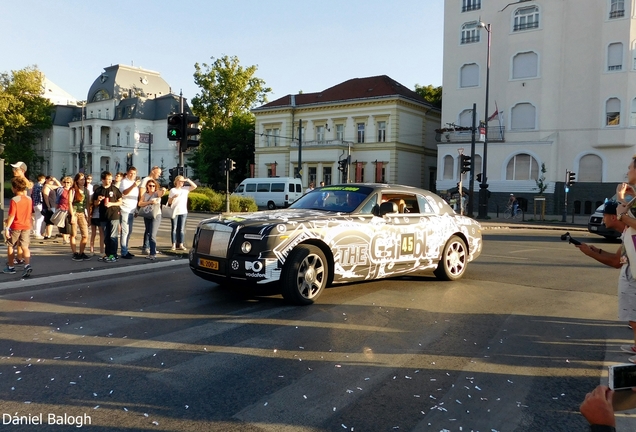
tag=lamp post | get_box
[78,101,86,173]
[477,21,491,219]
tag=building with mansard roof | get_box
[36,64,190,178]
[442,0,636,215]
[252,75,441,190]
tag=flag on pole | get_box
[487,107,499,122]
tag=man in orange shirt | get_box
[4,177,33,277]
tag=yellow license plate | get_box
[199,258,219,270]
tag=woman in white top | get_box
[167,175,197,251]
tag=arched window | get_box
[513,6,539,32]
[459,109,477,127]
[91,89,110,102]
[511,103,536,130]
[608,43,623,71]
[606,98,621,126]
[506,154,539,180]
[461,22,480,44]
[460,63,479,87]
[443,155,454,179]
[578,154,603,182]
[610,0,625,19]
[512,52,538,79]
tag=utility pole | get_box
[297,119,302,182]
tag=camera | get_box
[560,231,581,246]
[609,364,636,390]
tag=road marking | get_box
[0,259,189,292]
[480,254,529,260]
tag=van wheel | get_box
[280,245,328,305]
[267,201,276,210]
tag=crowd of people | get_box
[4,163,197,276]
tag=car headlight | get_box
[241,241,252,254]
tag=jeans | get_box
[144,216,161,256]
[120,211,135,255]
[171,214,187,245]
[101,219,120,257]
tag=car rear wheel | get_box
[280,245,328,305]
[434,235,467,281]
[267,201,276,210]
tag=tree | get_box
[0,65,53,177]
[191,55,271,128]
[414,84,442,109]
[534,163,548,195]
[189,55,270,190]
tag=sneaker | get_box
[121,253,134,259]
[171,245,176,251]
[141,248,149,255]
[145,255,156,261]
[81,253,91,261]
[99,255,108,262]
[630,355,636,364]
[106,255,117,263]
[3,266,16,274]
[621,345,636,354]
[34,235,44,240]
[22,265,32,278]
[178,245,187,251]
[72,253,83,262]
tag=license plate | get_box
[199,258,219,270]
[591,226,598,231]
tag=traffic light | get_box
[476,173,482,183]
[167,114,183,141]
[181,114,201,152]
[229,159,236,171]
[168,167,177,184]
[460,155,472,174]
[219,159,228,173]
[337,159,347,172]
[566,170,576,187]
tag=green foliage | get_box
[0,65,54,177]
[191,55,271,129]
[534,163,548,195]
[187,187,257,212]
[414,84,442,109]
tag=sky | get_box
[1,0,444,104]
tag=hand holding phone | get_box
[609,364,636,390]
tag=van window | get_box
[271,183,285,192]
[246,183,256,192]
[236,184,244,193]
[296,184,302,193]
[288,184,294,193]
[257,183,270,192]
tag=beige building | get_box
[252,75,441,190]
[442,0,636,213]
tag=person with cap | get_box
[508,193,519,217]
[577,199,636,362]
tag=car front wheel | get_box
[280,245,328,305]
[434,235,467,281]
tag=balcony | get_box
[609,9,625,18]
[291,139,352,148]
[435,126,505,143]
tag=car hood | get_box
[199,208,346,229]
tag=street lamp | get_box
[477,21,491,219]
[78,101,86,173]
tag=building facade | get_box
[252,75,441,190]
[36,64,186,178]
[442,0,636,214]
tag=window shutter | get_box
[511,103,536,130]
[460,63,479,87]
[512,52,538,79]
[608,43,623,69]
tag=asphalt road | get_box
[0,228,634,431]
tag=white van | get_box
[233,177,304,209]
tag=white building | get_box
[252,75,440,190]
[441,0,635,214]
[36,64,186,178]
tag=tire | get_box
[280,245,328,305]
[434,235,468,281]
[514,210,523,220]
[267,201,276,210]
[503,208,511,219]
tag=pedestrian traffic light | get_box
[460,155,472,174]
[167,114,183,141]
[169,167,177,184]
[219,159,228,173]
[229,159,236,171]
[566,170,576,187]
[338,159,347,172]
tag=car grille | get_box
[196,224,233,258]
[589,216,602,224]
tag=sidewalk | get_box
[478,211,590,232]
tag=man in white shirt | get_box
[119,167,140,259]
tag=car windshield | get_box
[290,186,374,213]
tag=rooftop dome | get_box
[86,64,171,102]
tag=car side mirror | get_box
[380,201,398,216]
[371,204,380,217]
